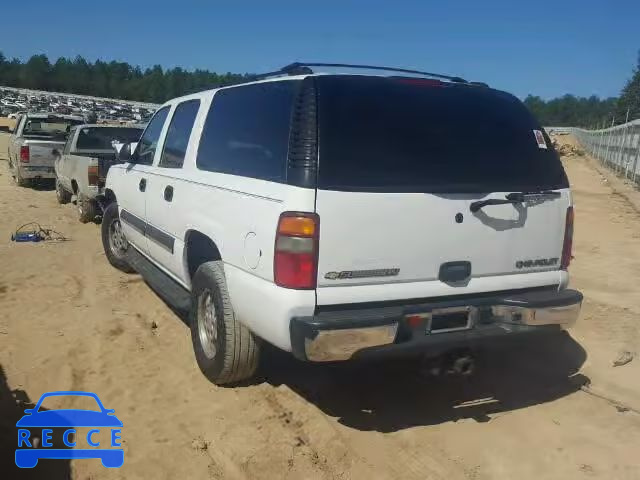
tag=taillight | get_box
[274,212,319,289]
[561,206,574,270]
[88,165,99,186]
[19,146,29,163]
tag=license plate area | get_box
[428,306,476,334]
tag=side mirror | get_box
[52,148,60,157]
[23,408,34,415]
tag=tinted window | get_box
[159,100,200,168]
[316,76,569,193]
[76,127,143,151]
[137,106,170,165]
[22,116,82,139]
[196,81,298,182]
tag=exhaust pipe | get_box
[419,349,476,377]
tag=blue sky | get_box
[1,0,637,100]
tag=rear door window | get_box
[316,75,569,193]
[196,81,298,182]
[159,100,200,168]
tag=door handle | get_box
[164,185,174,202]
[139,178,146,192]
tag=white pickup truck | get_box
[54,124,144,222]
[8,113,84,187]
[100,63,583,385]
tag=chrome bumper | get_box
[291,288,582,362]
[20,165,56,179]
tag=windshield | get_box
[316,75,569,193]
[22,117,83,139]
[76,127,143,150]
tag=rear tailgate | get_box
[23,140,65,169]
[313,75,571,304]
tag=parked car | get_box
[8,113,84,186]
[100,63,582,385]
[54,124,144,222]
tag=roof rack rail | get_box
[261,62,468,83]
[195,63,471,93]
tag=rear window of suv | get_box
[316,75,569,193]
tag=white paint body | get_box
[106,77,573,353]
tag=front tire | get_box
[190,261,261,385]
[78,196,97,223]
[101,202,135,273]
[55,179,72,204]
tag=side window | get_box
[159,100,200,168]
[196,81,298,182]
[136,106,170,165]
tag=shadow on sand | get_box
[259,332,588,432]
[0,365,71,479]
[150,287,588,433]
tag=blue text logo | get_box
[15,391,123,468]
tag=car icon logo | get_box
[15,391,123,468]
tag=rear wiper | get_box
[470,190,561,213]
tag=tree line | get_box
[1,51,639,127]
[524,51,639,128]
[0,52,250,104]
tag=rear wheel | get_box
[78,196,97,223]
[190,261,261,385]
[12,161,29,187]
[55,179,72,204]
[101,202,135,273]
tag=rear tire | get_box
[12,162,29,187]
[101,202,135,273]
[78,196,97,223]
[190,261,261,385]
[56,179,72,204]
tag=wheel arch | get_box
[103,188,117,204]
[184,230,223,281]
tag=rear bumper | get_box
[19,165,56,179]
[290,288,582,361]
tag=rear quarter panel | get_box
[143,92,317,348]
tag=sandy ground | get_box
[0,132,639,480]
[0,118,16,131]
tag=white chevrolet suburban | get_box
[100,63,582,385]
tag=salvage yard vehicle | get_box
[100,62,583,385]
[8,113,84,187]
[54,124,144,222]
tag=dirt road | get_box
[1,132,639,479]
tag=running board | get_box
[126,248,191,312]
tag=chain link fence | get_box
[551,121,640,185]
